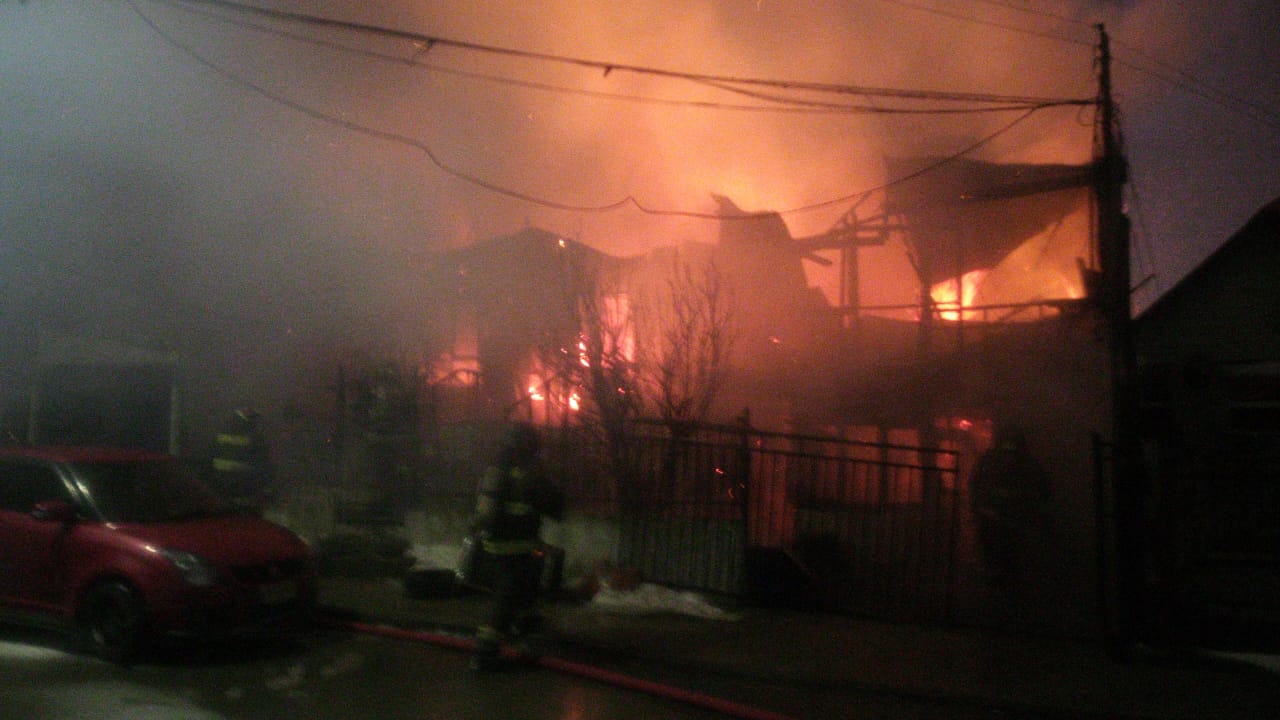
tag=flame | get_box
[930,269,987,322]
[925,204,1092,322]
[574,294,636,367]
[602,294,635,362]
[526,372,580,422]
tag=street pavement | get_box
[317,574,1280,720]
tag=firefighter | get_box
[969,425,1050,587]
[210,407,274,508]
[470,422,564,671]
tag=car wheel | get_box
[78,580,146,663]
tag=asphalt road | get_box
[0,622,1093,720]
[0,625,738,720]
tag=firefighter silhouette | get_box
[210,407,274,507]
[970,426,1050,587]
[470,423,564,671]
[352,362,418,520]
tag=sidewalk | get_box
[316,574,1280,720]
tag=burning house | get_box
[412,153,1115,633]
[421,228,629,425]
[420,210,840,432]
[806,157,1111,633]
[420,155,1103,436]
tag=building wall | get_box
[1133,199,1280,639]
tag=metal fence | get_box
[545,421,962,623]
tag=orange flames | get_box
[930,269,989,322]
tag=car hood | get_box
[113,515,310,565]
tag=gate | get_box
[612,422,962,623]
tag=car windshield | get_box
[72,459,232,523]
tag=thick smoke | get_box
[1,1,1277,443]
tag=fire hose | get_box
[341,619,799,720]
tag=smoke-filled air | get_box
[1,0,1278,439]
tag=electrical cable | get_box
[1123,173,1163,308]
[128,2,633,214]
[130,1,1065,223]
[882,0,1280,131]
[873,0,1092,46]
[173,0,1091,108]
[1112,57,1280,133]
[638,106,1052,219]
[693,77,1075,115]
[154,0,1069,117]
[962,0,1096,29]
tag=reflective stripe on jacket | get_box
[475,465,548,555]
[212,431,267,477]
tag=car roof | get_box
[0,445,174,464]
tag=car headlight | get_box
[159,549,219,587]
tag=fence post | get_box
[736,409,753,598]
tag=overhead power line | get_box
[964,0,1096,29]
[157,0,1071,117]
[175,0,1092,108]
[640,107,1046,219]
[1112,56,1280,133]
[135,1,1080,221]
[128,2,630,214]
[873,0,1092,46]
[881,0,1280,132]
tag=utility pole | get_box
[1095,24,1143,654]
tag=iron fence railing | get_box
[549,420,960,622]
[418,419,961,622]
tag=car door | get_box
[0,460,73,612]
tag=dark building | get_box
[1135,197,1280,645]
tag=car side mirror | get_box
[31,500,76,523]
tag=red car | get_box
[0,445,317,661]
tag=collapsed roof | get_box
[885,158,1094,286]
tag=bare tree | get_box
[580,268,645,493]
[534,247,736,511]
[634,252,735,436]
[531,253,644,504]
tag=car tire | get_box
[78,580,146,663]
